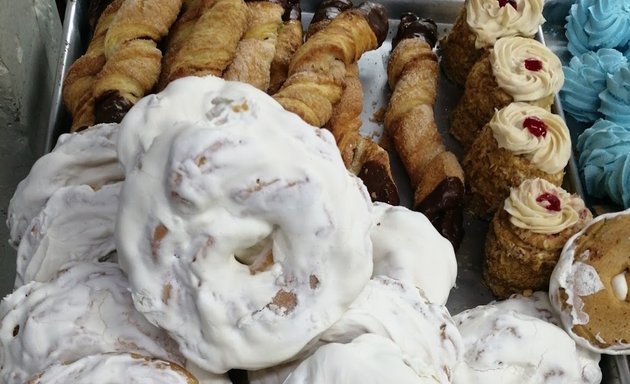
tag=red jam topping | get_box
[524,58,543,71]
[498,0,517,9]
[523,116,548,138]
[536,193,561,212]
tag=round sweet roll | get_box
[599,66,630,125]
[549,209,630,354]
[565,0,630,56]
[370,202,457,305]
[452,293,602,383]
[116,75,373,373]
[284,334,439,384]
[490,36,564,108]
[7,123,124,247]
[15,183,120,287]
[28,353,197,384]
[0,262,182,384]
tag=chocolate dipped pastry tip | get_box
[94,92,134,125]
[283,0,302,21]
[355,2,388,45]
[311,0,352,24]
[392,12,438,49]
[358,160,400,206]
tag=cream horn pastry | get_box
[439,0,545,86]
[463,102,571,218]
[223,0,287,91]
[305,0,352,38]
[91,0,182,124]
[450,36,564,148]
[385,13,465,249]
[267,0,303,94]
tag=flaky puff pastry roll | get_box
[439,0,544,86]
[463,102,571,219]
[450,36,563,148]
[484,178,591,298]
[267,0,303,94]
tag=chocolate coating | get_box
[283,0,302,21]
[311,0,353,24]
[392,12,438,49]
[94,92,134,125]
[415,177,465,251]
[358,160,400,206]
[355,2,389,46]
[228,369,248,384]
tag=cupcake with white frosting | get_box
[463,102,571,218]
[450,36,564,148]
[440,0,545,86]
[484,178,592,298]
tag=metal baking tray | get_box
[40,0,629,382]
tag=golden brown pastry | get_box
[385,14,464,249]
[267,0,303,94]
[305,0,352,39]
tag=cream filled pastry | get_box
[7,123,124,247]
[0,262,182,384]
[370,203,457,305]
[116,75,373,373]
[452,293,602,384]
[28,353,197,384]
[463,103,571,218]
[15,183,120,287]
[284,334,439,384]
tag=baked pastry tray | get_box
[41,0,629,382]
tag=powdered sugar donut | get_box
[28,353,197,384]
[15,183,120,287]
[370,203,457,304]
[7,123,124,247]
[116,76,373,373]
[0,262,182,384]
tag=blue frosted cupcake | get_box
[566,0,630,56]
[577,119,630,208]
[561,49,627,122]
[599,66,630,125]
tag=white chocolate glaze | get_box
[284,334,438,384]
[611,272,628,301]
[0,262,182,384]
[490,37,564,104]
[490,103,571,174]
[452,293,601,384]
[248,361,299,384]
[504,178,588,234]
[15,183,120,287]
[7,123,124,247]
[370,203,457,304]
[29,353,195,384]
[466,0,545,49]
[116,75,373,373]
[185,362,231,384]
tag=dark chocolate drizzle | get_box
[283,0,302,21]
[87,0,114,33]
[94,92,134,125]
[392,12,438,49]
[355,2,388,46]
[415,177,465,251]
[311,0,353,24]
[358,160,400,206]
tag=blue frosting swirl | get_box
[577,119,630,208]
[599,66,630,125]
[561,49,627,122]
[566,0,630,56]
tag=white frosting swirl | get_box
[490,102,571,174]
[466,0,545,49]
[504,178,588,234]
[490,36,564,103]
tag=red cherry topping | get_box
[524,58,543,71]
[536,193,561,212]
[498,0,517,9]
[523,116,548,138]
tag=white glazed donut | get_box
[15,183,120,287]
[28,353,196,384]
[370,202,457,304]
[452,293,602,384]
[0,262,182,384]
[116,75,373,373]
[7,123,124,247]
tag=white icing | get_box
[611,272,628,301]
[15,183,120,287]
[284,334,438,384]
[370,202,457,304]
[248,361,299,384]
[185,361,232,384]
[116,75,373,373]
[0,262,182,384]
[30,353,194,384]
[7,123,124,247]
[452,295,601,384]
